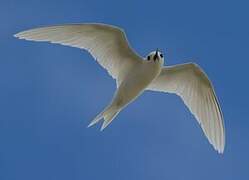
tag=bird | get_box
[14,23,225,153]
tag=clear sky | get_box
[1,0,249,179]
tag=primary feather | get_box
[14,23,141,86]
[147,63,225,153]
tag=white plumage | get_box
[147,63,225,153]
[14,24,141,86]
[14,23,225,153]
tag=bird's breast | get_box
[113,63,162,108]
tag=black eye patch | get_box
[160,54,163,58]
[147,56,150,60]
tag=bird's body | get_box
[14,23,225,153]
[90,50,164,129]
[115,56,163,108]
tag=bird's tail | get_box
[87,105,120,131]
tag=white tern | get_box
[14,23,225,153]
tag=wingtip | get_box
[13,33,19,38]
[219,147,225,154]
[13,32,23,39]
[215,144,225,154]
[218,150,224,154]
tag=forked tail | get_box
[87,106,120,131]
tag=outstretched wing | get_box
[147,63,225,153]
[14,23,142,85]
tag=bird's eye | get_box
[147,56,150,61]
[160,54,163,58]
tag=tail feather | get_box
[87,111,104,128]
[101,111,119,131]
[88,106,120,130]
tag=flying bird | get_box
[14,23,225,153]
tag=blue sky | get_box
[1,0,249,179]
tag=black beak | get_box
[154,48,159,61]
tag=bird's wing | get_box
[14,23,142,85]
[147,63,225,153]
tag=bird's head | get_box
[146,49,164,65]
